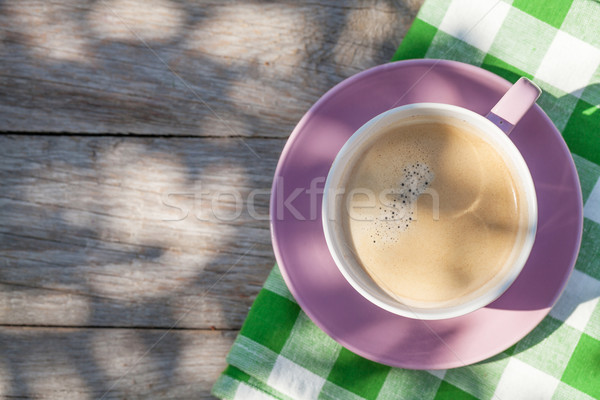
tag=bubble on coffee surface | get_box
[370,162,434,245]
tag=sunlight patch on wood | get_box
[186,4,307,68]
[43,143,246,298]
[332,1,405,73]
[173,332,233,385]
[0,289,92,326]
[91,329,161,385]
[88,0,185,43]
[4,2,91,63]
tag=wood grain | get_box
[0,0,422,136]
[0,327,236,399]
[0,0,423,398]
[0,135,284,328]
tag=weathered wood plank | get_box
[0,135,284,328]
[0,327,235,399]
[0,1,424,397]
[0,0,422,136]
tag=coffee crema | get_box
[341,117,526,305]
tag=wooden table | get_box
[0,1,422,398]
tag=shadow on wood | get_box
[0,0,423,398]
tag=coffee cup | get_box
[322,78,540,320]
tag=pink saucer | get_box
[269,59,583,369]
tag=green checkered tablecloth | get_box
[212,0,600,399]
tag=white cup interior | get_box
[322,103,538,320]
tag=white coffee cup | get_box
[322,78,540,320]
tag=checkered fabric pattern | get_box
[212,1,600,399]
[395,0,600,165]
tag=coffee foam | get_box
[359,162,434,245]
[340,116,525,305]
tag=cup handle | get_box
[486,77,541,135]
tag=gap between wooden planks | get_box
[0,0,423,398]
